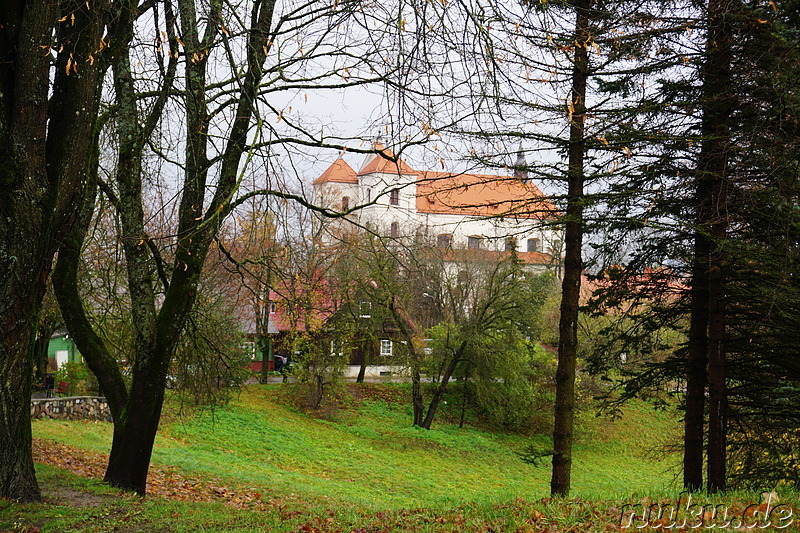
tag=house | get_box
[48,331,82,370]
[265,281,415,379]
[312,142,562,273]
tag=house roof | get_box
[416,171,558,220]
[312,158,358,185]
[358,143,418,176]
[266,283,338,333]
[436,248,554,266]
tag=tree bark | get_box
[685,233,709,491]
[0,0,106,501]
[550,0,590,499]
[701,0,733,494]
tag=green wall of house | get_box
[48,335,82,368]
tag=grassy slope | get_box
[29,383,679,509]
[7,384,800,531]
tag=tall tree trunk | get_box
[685,233,709,491]
[702,0,733,494]
[0,0,106,501]
[551,0,590,499]
[99,0,277,494]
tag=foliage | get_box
[474,342,556,434]
[54,363,96,397]
[171,286,251,407]
[287,333,349,415]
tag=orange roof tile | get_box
[434,248,554,266]
[358,144,417,176]
[416,171,559,220]
[313,158,358,185]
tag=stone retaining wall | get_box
[31,396,112,422]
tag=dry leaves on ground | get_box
[32,438,283,512]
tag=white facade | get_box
[312,147,562,269]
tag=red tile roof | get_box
[416,171,558,220]
[312,158,358,185]
[358,143,418,176]
[435,248,554,266]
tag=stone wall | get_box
[31,396,112,422]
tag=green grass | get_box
[31,385,679,508]
[6,383,795,532]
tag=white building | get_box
[312,143,562,271]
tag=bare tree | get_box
[51,0,433,495]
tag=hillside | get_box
[6,383,793,532]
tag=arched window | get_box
[437,233,452,248]
[527,238,540,253]
[390,221,399,237]
[389,189,400,205]
[341,196,350,211]
[468,236,482,250]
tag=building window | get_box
[330,339,344,357]
[269,302,277,314]
[527,238,540,253]
[359,301,372,318]
[505,237,517,251]
[367,188,372,203]
[341,196,350,211]
[468,236,482,250]
[457,270,469,284]
[380,339,393,357]
[437,233,452,248]
[390,221,399,237]
[241,342,257,360]
[389,189,400,205]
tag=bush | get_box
[54,362,97,396]
[287,333,348,417]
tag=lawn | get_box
[3,383,797,532]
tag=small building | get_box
[48,331,82,370]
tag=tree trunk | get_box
[411,367,424,427]
[420,341,464,430]
[551,0,590,499]
[356,337,369,383]
[0,312,42,502]
[0,0,106,501]
[685,231,709,491]
[459,366,470,429]
[104,366,169,493]
[701,0,733,494]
